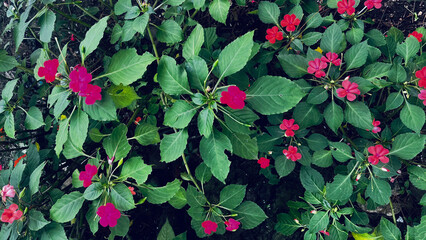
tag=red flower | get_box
[97,203,121,227]
[225,218,240,231]
[257,157,270,169]
[279,119,299,137]
[408,31,423,42]
[319,230,330,236]
[418,90,426,106]
[280,14,301,32]
[201,220,218,235]
[416,67,426,88]
[220,86,246,109]
[364,0,382,9]
[128,186,136,195]
[134,117,142,125]
[71,34,76,41]
[14,154,26,167]
[283,146,302,161]
[79,84,102,105]
[307,58,327,78]
[372,119,381,133]
[69,66,92,93]
[337,0,355,15]
[79,164,98,188]
[336,79,360,101]
[367,145,389,165]
[321,52,341,66]
[265,26,283,44]
[1,184,15,202]
[38,59,59,83]
[1,204,23,224]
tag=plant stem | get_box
[389,198,397,224]
[49,5,91,28]
[146,23,160,64]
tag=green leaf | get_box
[4,111,15,139]
[166,0,185,6]
[110,216,130,237]
[2,79,17,103]
[275,213,301,236]
[388,64,407,83]
[308,211,329,234]
[133,123,161,146]
[197,108,214,138]
[186,185,206,207]
[200,129,232,183]
[29,162,46,196]
[39,10,56,42]
[183,24,204,60]
[275,155,296,178]
[389,133,426,160]
[157,219,175,240]
[164,101,198,129]
[83,93,117,121]
[107,49,156,86]
[408,166,426,190]
[55,117,70,156]
[141,179,181,204]
[40,223,67,240]
[400,102,425,133]
[379,217,401,240]
[209,0,230,24]
[28,210,50,231]
[156,20,183,44]
[219,184,246,209]
[326,174,353,201]
[160,129,189,163]
[111,183,135,211]
[365,29,386,47]
[24,106,45,130]
[193,0,205,9]
[121,20,136,42]
[299,166,324,193]
[346,28,364,45]
[50,191,85,223]
[227,132,258,160]
[396,36,420,63]
[102,124,131,161]
[345,101,373,130]
[69,108,88,149]
[301,32,322,46]
[14,5,31,52]
[293,102,323,129]
[258,1,280,25]
[312,150,333,168]
[365,178,391,205]
[86,202,100,234]
[80,16,109,59]
[119,157,152,184]
[307,134,328,151]
[307,87,328,105]
[185,56,208,91]
[234,201,267,229]
[132,14,149,36]
[330,142,353,162]
[107,84,141,108]
[83,182,104,200]
[195,163,212,184]
[0,51,19,72]
[246,76,305,115]
[72,170,83,188]
[111,24,122,44]
[305,13,323,29]
[344,41,369,70]
[362,62,391,81]
[218,31,254,79]
[157,55,192,95]
[114,0,132,15]
[278,54,309,78]
[168,187,187,209]
[385,92,404,111]
[324,101,344,133]
[320,23,344,54]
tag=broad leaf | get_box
[2,79,17,103]
[50,191,85,223]
[234,201,267,229]
[24,106,45,130]
[379,217,401,240]
[400,102,425,133]
[156,20,183,44]
[258,1,280,25]
[385,92,403,111]
[278,54,308,78]
[389,133,426,160]
[141,179,181,204]
[28,210,50,231]
[29,162,46,196]
[69,108,89,149]
[107,84,141,108]
[275,213,301,236]
[300,166,324,193]
[344,41,368,70]
[40,223,67,240]
[83,182,104,200]
[111,183,135,211]
[275,155,296,178]
[183,24,204,60]
[209,0,230,24]
[345,101,373,130]
[326,174,353,201]
[324,101,344,133]
[308,211,329,234]
[197,108,214,138]
[119,157,152,184]
[102,124,131,161]
[396,36,420,63]
[157,55,192,95]
[320,23,344,54]
[408,166,426,190]
[293,102,323,129]
[219,184,246,209]
[39,10,56,42]
[0,51,18,72]
[365,178,391,205]
[164,101,198,129]
[80,16,109,60]
[133,123,161,146]
[83,93,117,121]
[160,129,189,163]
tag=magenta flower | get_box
[79,164,98,188]
[364,0,382,9]
[69,66,92,93]
[220,86,246,109]
[336,79,360,101]
[97,203,121,227]
[1,184,15,202]
[79,84,102,105]
[201,220,218,235]
[337,0,355,15]
[225,218,241,231]
[418,90,426,106]
[368,145,389,165]
[307,58,327,78]
[257,157,270,169]
[416,67,426,88]
[372,119,381,133]
[321,52,341,66]
[38,59,59,83]
[279,119,299,137]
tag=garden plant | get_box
[0,0,425,239]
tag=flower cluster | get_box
[220,86,246,109]
[336,78,360,101]
[201,218,240,235]
[79,164,98,187]
[265,14,300,44]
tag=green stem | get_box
[146,23,160,64]
[74,3,99,21]
[49,6,91,28]
[389,198,397,224]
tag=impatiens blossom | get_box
[1,184,15,202]
[71,34,76,41]
[367,145,389,165]
[307,58,327,78]
[279,119,299,137]
[1,204,23,223]
[418,90,426,106]
[38,59,59,83]
[78,84,102,105]
[337,0,355,15]
[283,146,302,161]
[79,164,98,188]
[372,119,381,133]
[336,79,360,101]
[220,86,246,109]
[408,31,423,42]
[69,66,92,93]
[321,52,341,66]
[128,186,136,195]
[364,0,382,9]
[14,154,26,167]
[134,117,142,125]
[257,157,270,169]
[265,26,283,44]
[97,203,121,227]
[201,220,218,235]
[280,14,300,32]
[319,230,330,236]
[225,218,240,231]
[416,67,426,88]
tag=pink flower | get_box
[418,90,426,106]
[321,52,341,66]
[307,58,327,78]
[220,86,246,110]
[97,203,121,227]
[337,0,355,15]
[280,14,301,32]
[364,0,382,9]
[225,218,240,231]
[201,220,218,235]
[79,84,102,105]
[1,204,23,223]
[79,164,98,188]
[416,67,426,88]
[336,79,360,101]
[408,31,423,42]
[320,230,330,236]
[265,26,283,44]
[71,34,76,41]
[368,145,389,165]
[283,146,302,161]
[69,66,92,93]
[38,59,59,83]
[1,184,15,202]
[279,119,299,137]
[371,119,381,133]
[257,157,270,169]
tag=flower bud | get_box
[310,210,317,214]
[355,173,361,181]
[381,167,390,172]
[294,219,300,224]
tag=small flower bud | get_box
[344,76,350,81]
[390,177,396,183]
[355,173,361,181]
[268,151,273,155]
[310,210,317,214]
[381,167,390,172]
[397,170,401,174]
[294,219,300,224]
[107,156,114,165]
